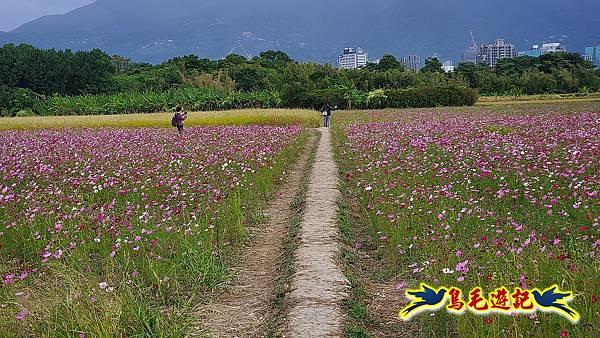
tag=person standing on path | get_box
[321,103,333,128]
[173,106,188,135]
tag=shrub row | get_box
[384,85,479,109]
[281,85,478,110]
[35,88,283,116]
[0,85,477,117]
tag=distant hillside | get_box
[2,0,600,63]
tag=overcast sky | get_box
[0,0,95,31]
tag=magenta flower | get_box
[4,274,15,285]
[15,309,28,321]
[395,281,407,290]
[455,260,469,274]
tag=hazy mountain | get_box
[2,0,599,64]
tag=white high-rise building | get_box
[442,60,455,73]
[477,39,516,67]
[338,47,368,69]
[401,55,421,70]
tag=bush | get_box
[281,85,477,111]
[385,85,478,108]
[4,84,477,117]
[15,109,35,117]
[0,86,40,117]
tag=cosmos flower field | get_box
[0,125,304,336]
[334,108,599,336]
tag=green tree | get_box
[520,69,556,94]
[255,50,293,68]
[421,57,444,74]
[231,64,269,92]
[219,54,247,69]
[375,53,405,71]
[336,80,363,110]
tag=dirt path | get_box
[285,127,349,337]
[194,134,315,338]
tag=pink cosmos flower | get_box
[99,282,108,290]
[395,281,407,291]
[455,260,469,273]
[4,274,15,285]
[15,309,27,321]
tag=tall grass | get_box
[0,109,321,130]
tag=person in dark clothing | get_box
[174,106,188,135]
[321,103,332,127]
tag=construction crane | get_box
[223,46,236,59]
[469,29,477,49]
[238,41,252,59]
[223,42,252,60]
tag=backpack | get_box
[171,114,178,127]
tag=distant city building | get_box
[584,45,600,67]
[442,60,455,73]
[338,47,368,69]
[477,39,516,67]
[400,55,421,70]
[519,43,566,57]
[463,46,479,63]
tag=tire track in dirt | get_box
[194,133,316,338]
[285,127,350,337]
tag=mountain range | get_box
[1,0,599,64]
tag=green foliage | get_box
[0,44,115,96]
[231,63,270,92]
[0,86,40,117]
[370,53,405,72]
[254,50,293,68]
[2,43,599,115]
[336,80,364,110]
[421,57,444,74]
[385,85,478,108]
[366,89,388,109]
[34,87,283,116]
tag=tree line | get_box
[1,43,599,116]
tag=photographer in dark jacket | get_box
[321,103,333,128]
